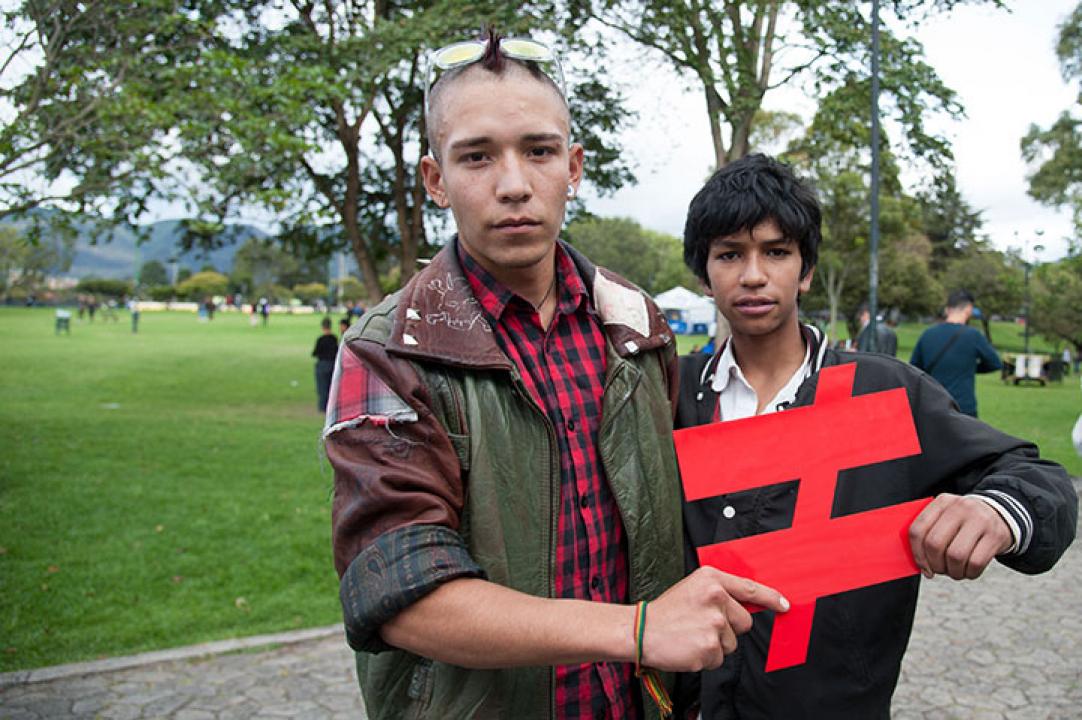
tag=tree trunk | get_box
[705,85,728,170]
[728,109,756,163]
[343,213,383,306]
[822,264,846,344]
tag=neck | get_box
[729,320,807,406]
[945,309,969,324]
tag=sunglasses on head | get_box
[424,36,567,116]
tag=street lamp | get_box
[1023,230,1045,355]
[867,0,882,353]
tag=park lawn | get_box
[2,311,1078,672]
[0,307,340,671]
[675,320,1081,477]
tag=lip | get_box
[733,296,777,317]
[492,217,542,229]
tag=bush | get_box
[147,284,175,302]
[292,282,328,305]
[76,277,133,298]
[336,277,366,303]
[176,271,229,300]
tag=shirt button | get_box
[723,505,736,519]
[590,576,601,590]
[567,419,576,431]
[579,494,590,509]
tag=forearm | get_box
[379,577,636,668]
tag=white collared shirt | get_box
[710,338,814,421]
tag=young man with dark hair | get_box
[323,32,787,720]
[911,289,1001,417]
[676,153,1076,719]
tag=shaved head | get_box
[426,60,569,162]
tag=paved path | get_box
[3,517,1080,719]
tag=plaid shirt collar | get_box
[456,238,593,323]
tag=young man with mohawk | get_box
[323,31,788,720]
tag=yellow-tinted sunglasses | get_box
[424,36,567,115]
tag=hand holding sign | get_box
[641,566,789,672]
[674,363,928,671]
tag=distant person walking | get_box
[311,317,338,412]
[855,303,898,356]
[911,289,1001,417]
[259,298,270,327]
[128,298,140,334]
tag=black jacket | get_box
[675,330,1077,719]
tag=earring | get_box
[566,184,576,199]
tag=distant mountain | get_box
[66,219,269,280]
[1,211,269,279]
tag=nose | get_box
[740,252,767,287]
[496,154,532,203]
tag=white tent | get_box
[654,286,716,333]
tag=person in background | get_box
[910,290,1001,417]
[128,297,140,334]
[312,317,338,412]
[855,302,898,356]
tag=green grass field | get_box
[1,309,1079,672]
[0,307,339,671]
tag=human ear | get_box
[420,155,450,209]
[567,143,585,196]
[799,265,815,294]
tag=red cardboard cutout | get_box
[674,363,929,671]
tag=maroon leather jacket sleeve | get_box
[326,338,484,652]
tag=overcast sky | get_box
[584,1,1080,262]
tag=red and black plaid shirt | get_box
[459,241,639,720]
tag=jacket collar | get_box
[384,238,675,368]
[699,323,830,390]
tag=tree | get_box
[786,97,940,339]
[336,276,367,304]
[917,170,986,274]
[940,248,1022,342]
[565,216,698,295]
[76,277,133,298]
[1031,254,1082,357]
[596,0,996,169]
[8,1,633,305]
[176,270,228,300]
[0,223,74,297]
[139,260,169,287]
[0,1,213,220]
[231,238,304,296]
[1022,3,1082,231]
[293,281,329,305]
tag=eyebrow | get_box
[716,235,790,247]
[448,132,566,153]
[448,136,493,152]
[522,133,564,143]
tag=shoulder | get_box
[824,348,928,391]
[345,289,405,347]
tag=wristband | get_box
[633,600,672,717]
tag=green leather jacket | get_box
[325,241,684,719]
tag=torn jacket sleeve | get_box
[325,339,485,653]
